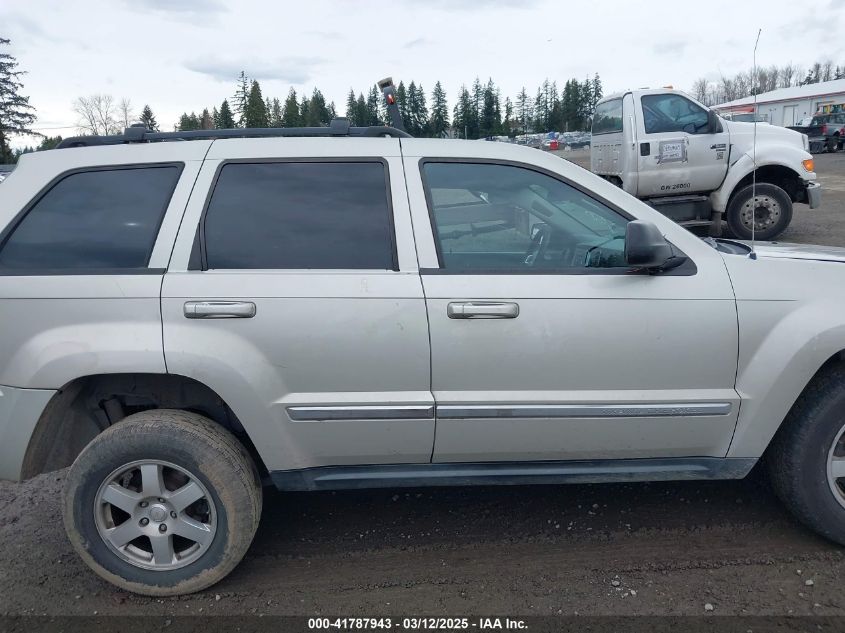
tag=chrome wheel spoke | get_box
[168,481,204,513]
[140,463,165,499]
[831,457,845,480]
[150,534,175,566]
[95,459,217,571]
[173,516,214,546]
[106,520,142,549]
[100,483,141,514]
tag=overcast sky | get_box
[3,0,844,146]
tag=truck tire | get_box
[768,364,845,546]
[63,409,263,596]
[726,183,793,241]
[827,136,839,153]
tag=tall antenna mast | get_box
[749,28,762,259]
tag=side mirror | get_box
[708,110,721,134]
[624,221,679,270]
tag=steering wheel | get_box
[524,224,551,267]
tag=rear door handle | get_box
[447,302,519,319]
[184,301,256,319]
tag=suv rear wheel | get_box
[726,182,793,241]
[768,364,845,546]
[63,409,262,596]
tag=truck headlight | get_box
[802,134,810,151]
[803,158,815,172]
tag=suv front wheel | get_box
[63,410,262,596]
[769,364,845,546]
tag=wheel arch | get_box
[21,372,269,480]
[712,150,809,212]
[729,303,845,459]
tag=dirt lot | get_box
[1,153,845,622]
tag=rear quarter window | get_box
[0,165,182,271]
[592,99,623,135]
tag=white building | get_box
[713,79,845,127]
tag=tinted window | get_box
[423,162,629,272]
[0,166,180,270]
[642,94,709,135]
[592,99,623,135]
[203,162,395,270]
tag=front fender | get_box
[711,145,816,212]
[725,256,845,457]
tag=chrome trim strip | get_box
[436,403,732,419]
[287,405,434,421]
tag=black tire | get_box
[768,364,845,546]
[827,136,839,153]
[726,182,793,241]
[63,409,262,596]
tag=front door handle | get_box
[184,301,256,319]
[447,302,519,319]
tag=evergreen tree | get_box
[270,98,282,127]
[139,104,159,131]
[429,81,449,138]
[591,74,603,113]
[479,79,500,138]
[303,88,331,126]
[502,96,514,135]
[355,93,368,128]
[0,38,37,164]
[177,112,201,131]
[406,81,429,136]
[395,81,409,127]
[212,106,220,128]
[515,87,532,134]
[453,85,476,139]
[244,80,268,127]
[217,99,235,129]
[200,108,214,130]
[232,70,250,126]
[345,89,358,124]
[299,96,310,126]
[366,85,382,126]
[281,88,301,127]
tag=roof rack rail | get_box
[56,117,411,149]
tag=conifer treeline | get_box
[172,72,603,138]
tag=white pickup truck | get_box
[590,88,821,240]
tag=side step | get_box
[647,194,710,206]
[270,457,758,491]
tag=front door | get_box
[161,140,434,473]
[402,148,739,463]
[636,92,729,197]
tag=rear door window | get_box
[0,166,181,271]
[201,161,396,270]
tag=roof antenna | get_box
[749,28,762,260]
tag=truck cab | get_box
[591,88,820,240]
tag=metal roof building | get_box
[713,79,845,126]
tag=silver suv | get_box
[1,118,844,596]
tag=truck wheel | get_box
[768,363,845,546]
[726,183,793,241]
[63,410,262,596]
[827,137,839,153]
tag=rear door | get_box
[635,92,729,197]
[161,138,434,473]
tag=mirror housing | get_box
[624,221,678,270]
[708,109,721,133]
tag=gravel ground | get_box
[1,151,845,621]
